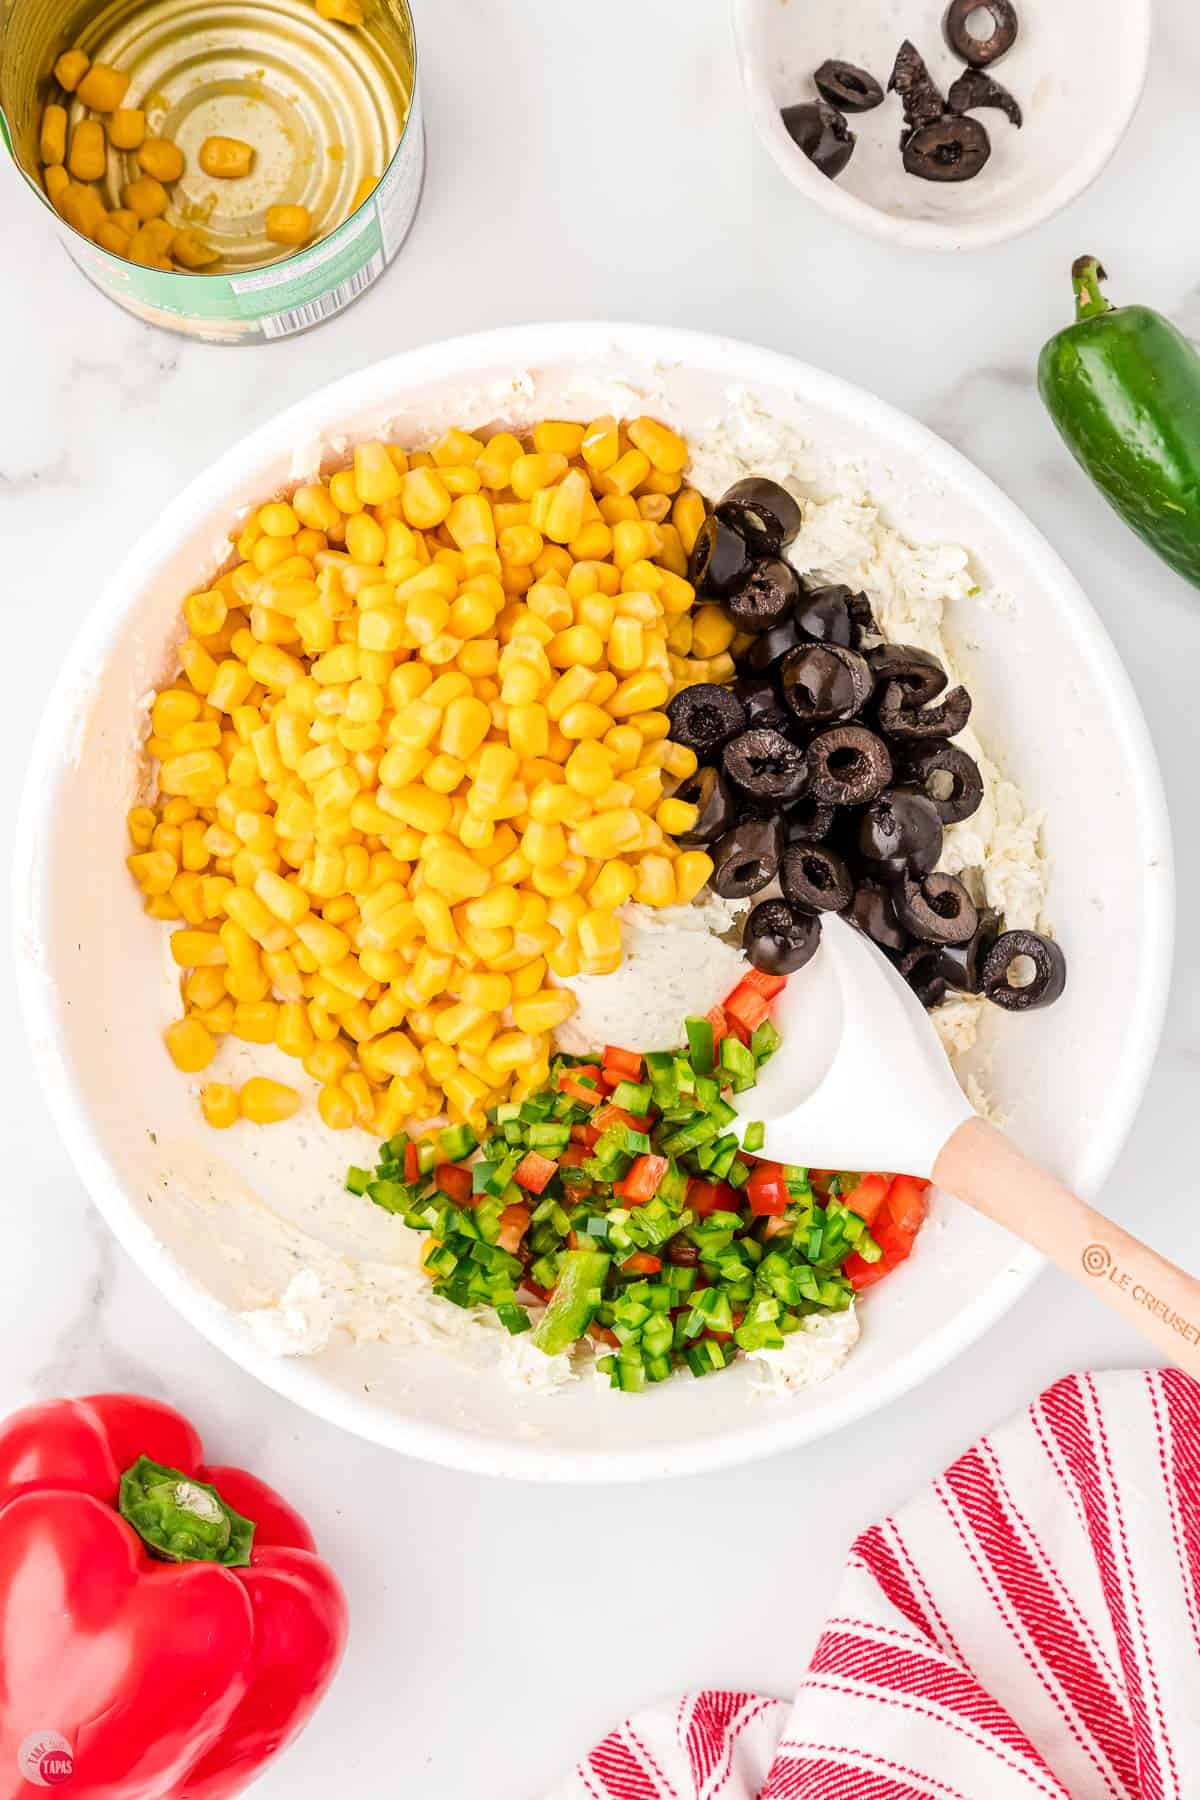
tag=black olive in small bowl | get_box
[780,100,856,180]
[888,40,945,132]
[671,766,735,846]
[743,899,822,976]
[716,477,802,555]
[666,683,747,760]
[893,871,978,945]
[710,816,785,900]
[687,513,752,597]
[903,113,992,183]
[856,787,943,877]
[814,58,884,113]
[722,728,809,807]
[981,930,1067,1011]
[780,643,873,729]
[725,557,800,635]
[943,0,1018,68]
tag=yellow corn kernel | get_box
[137,136,184,182]
[574,809,641,859]
[580,415,619,473]
[541,468,589,544]
[315,1083,353,1129]
[195,134,254,182]
[446,494,496,550]
[348,442,400,508]
[265,203,312,245]
[510,452,567,500]
[456,971,508,1012]
[350,174,376,211]
[563,739,613,797]
[252,868,309,927]
[531,420,583,457]
[67,119,106,181]
[656,796,699,837]
[658,741,699,779]
[240,1077,301,1123]
[162,222,214,266]
[302,1039,354,1084]
[40,103,67,166]
[609,672,669,717]
[577,909,622,975]
[498,523,542,568]
[633,853,676,907]
[76,62,129,111]
[432,1001,488,1046]
[463,885,521,930]
[127,849,176,894]
[435,693,488,761]
[548,624,603,671]
[232,1000,278,1044]
[158,749,226,800]
[502,702,545,760]
[601,448,651,497]
[627,416,688,474]
[121,175,167,220]
[401,467,452,529]
[422,844,489,903]
[53,47,90,91]
[127,220,175,268]
[127,806,158,849]
[198,1082,237,1128]
[170,928,227,968]
[588,860,636,911]
[557,702,612,742]
[673,850,713,905]
[106,107,145,151]
[412,889,458,952]
[43,163,70,210]
[690,604,736,658]
[510,989,576,1034]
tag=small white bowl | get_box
[14,324,1172,1482]
[731,0,1152,250]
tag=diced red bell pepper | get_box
[559,1065,603,1106]
[724,979,771,1035]
[738,969,787,1000]
[885,1174,930,1237]
[745,1159,789,1216]
[844,1252,890,1290]
[841,1171,891,1227]
[688,1178,739,1218]
[0,1395,346,1800]
[603,1045,644,1081]
[496,1202,532,1254]
[403,1141,420,1183]
[513,1152,557,1195]
[592,1103,652,1135]
[875,1218,919,1265]
[622,1251,662,1275]
[703,1003,729,1050]
[589,1323,620,1347]
[559,1143,589,1169]
[434,1163,473,1206]
[614,1153,668,1205]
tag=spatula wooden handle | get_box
[934,1118,1200,1378]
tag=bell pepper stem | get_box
[1072,255,1112,322]
[119,1456,255,1567]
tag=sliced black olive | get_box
[780,643,873,728]
[725,557,800,634]
[780,100,856,179]
[672,766,735,845]
[806,724,892,807]
[716,477,802,555]
[903,113,992,182]
[666,683,747,759]
[710,815,784,900]
[877,681,973,741]
[814,58,885,113]
[845,879,910,955]
[722,727,809,806]
[936,907,1001,992]
[744,899,822,976]
[894,871,978,945]
[868,642,947,708]
[781,843,853,914]
[795,583,855,647]
[899,943,949,1009]
[744,610,808,674]
[732,674,790,735]
[947,67,1022,125]
[888,40,945,132]
[981,929,1067,1012]
[847,590,878,645]
[785,796,836,844]
[856,786,943,877]
[943,0,1018,67]
[903,742,984,824]
[688,513,752,597]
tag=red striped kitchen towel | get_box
[549,1370,1200,1799]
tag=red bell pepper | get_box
[621,1251,663,1275]
[435,1162,473,1206]
[738,968,787,1000]
[513,1151,557,1194]
[724,979,771,1036]
[841,1171,891,1227]
[602,1045,643,1082]
[745,1159,789,1216]
[704,1003,729,1050]
[559,1064,603,1106]
[614,1153,668,1204]
[0,1393,346,1800]
[688,1178,739,1218]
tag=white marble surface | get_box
[2,1,1199,1793]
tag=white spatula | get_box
[733,913,1200,1376]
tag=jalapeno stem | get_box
[1072,255,1112,322]
[119,1455,255,1566]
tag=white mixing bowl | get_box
[15,324,1172,1481]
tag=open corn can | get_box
[0,0,423,340]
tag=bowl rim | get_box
[728,0,1154,251]
[14,320,1175,1482]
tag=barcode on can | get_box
[258,252,384,339]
